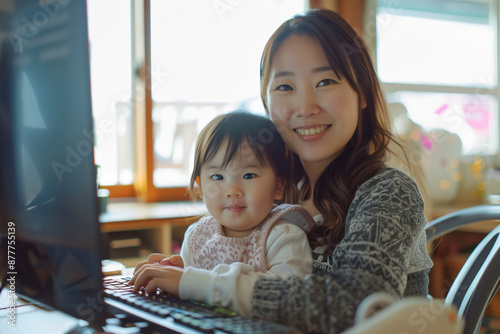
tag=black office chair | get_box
[425,204,500,334]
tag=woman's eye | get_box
[210,174,223,181]
[276,84,293,91]
[243,173,257,180]
[317,79,336,87]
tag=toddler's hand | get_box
[133,253,168,273]
[159,254,184,268]
[132,253,184,274]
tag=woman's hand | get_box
[128,263,185,298]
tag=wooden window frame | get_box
[131,0,190,202]
[103,0,189,202]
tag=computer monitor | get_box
[0,0,105,327]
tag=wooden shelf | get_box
[99,200,206,258]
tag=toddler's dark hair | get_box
[189,110,290,202]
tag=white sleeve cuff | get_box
[179,263,256,315]
[179,266,213,302]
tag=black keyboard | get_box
[103,276,299,334]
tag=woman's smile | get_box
[294,124,331,138]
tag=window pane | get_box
[376,1,496,87]
[388,91,498,155]
[150,0,305,188]
[87,0,134,186]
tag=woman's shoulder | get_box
[347,167,427,236]
[359,167,419,192]
[368,166,414,181]
[354,167,423,208]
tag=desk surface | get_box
[0,288,81,334]
[100,200,207,223]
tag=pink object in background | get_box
[434,103,449,115]
[464,101,489,133]
[421,134,434,151]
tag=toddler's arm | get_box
[179,220,312,315]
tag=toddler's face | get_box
[199,140,283,238]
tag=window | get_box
[149,0,305,189]
[87,1,306,201]
[87,0,134,188]
[371,0,499,159]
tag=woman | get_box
[251,8,433,333]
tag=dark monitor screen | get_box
[0,0,105,327]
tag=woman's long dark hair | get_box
[260,9,411,250]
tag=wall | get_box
[309,0,364,34]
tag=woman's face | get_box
[266,34,363,177]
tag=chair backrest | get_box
[425,204,500,334]
[445,224,500,334]
[426,204,500,243]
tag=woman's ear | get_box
[360,92,367,110]
[274,178,285,201]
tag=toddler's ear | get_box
[192,185,203,200]
[274,178,285,201]
[191,176,203,200]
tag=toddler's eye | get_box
[210,174,223,181]
[317,79,337,87]
[243,173,257,180]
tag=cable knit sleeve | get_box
[251,168,433,333]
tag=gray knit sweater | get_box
[251,168,434,333]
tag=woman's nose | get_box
[295,88,320,117]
